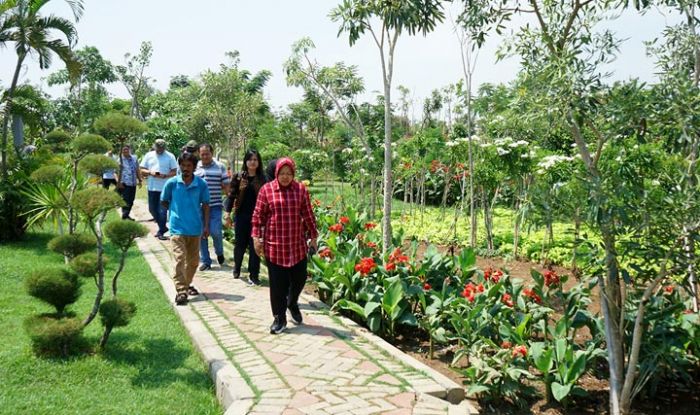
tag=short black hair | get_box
[178,152,198,166]
[265,158,278,182]
[199,143,213,153]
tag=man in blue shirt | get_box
[140,138,177,240]
[161,152,210,306]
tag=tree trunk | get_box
[370,175,377,219]
[572,213,581,272]
[68,160,80,234]
[381,80,393,254]
[83,212,108,327]
[99,325,113,349]
[468,137,476,248]
[483,191,494,251]
[1,54,26,176]
[112,250,127,297]
[513,199,522,259]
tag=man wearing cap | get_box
[140,138,178,240]
[195,143,230,270]
[182,140,199,156]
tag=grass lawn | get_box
[0,225,221,414]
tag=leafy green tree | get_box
[115,41,154,121]
[1,0,83,175]
[331,0,447,253]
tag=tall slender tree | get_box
[330,0,447,253]
[1,0,83,174]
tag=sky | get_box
[0,1,685,115]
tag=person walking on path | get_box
[195,143,230,271]
[161,152,210,306]
[252,157,318,334]
[225,149,266,285]
[115,144,142,220]
[140,138,177,240]
[102,149,118,189]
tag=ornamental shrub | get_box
[24,316,86,357]
[47,233,96,259]
[72,187,123,220]
[78,154,118,176]
[99,298,137,349]
[104,220,148,251]
[43,129,72,153]
[69,252,103,278]
[25,268,81,315]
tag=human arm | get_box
[201,204,210,238]
[300,185,319,246]
[160,180,172,210]
[200,178,211,238]
[251,186,269,257]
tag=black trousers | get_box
[267,258,307,321]
[234,217,260,278]
[119,185,136,218]
[102,178,117,189]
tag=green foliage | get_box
[93,112,147,145]
[72,187,123,220]
[78,154,118,176]
[104,220,148,251]
[69,252,101,278]
[99,298,136,329]
[22,181,70,231]
[71,134,111,156]
[23,316,86,358]
[25,267,81,315]
[30,164,65,185]
[47,233,95,258]
[0,160,31,241]
[42,129,72,153]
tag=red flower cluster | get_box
[522,288,542,304]
[389,248,409,263]
[501,341,512,349]
[502,293,514,307]
[664,285,674,294]
[364,222,377,230]
[402,162,413,170]
[385,262,397,271]
[312,199,322,207]
[429,159,450,174]
[543,270,560,287]
[366,241,377,249]
[329,223,344,233]
[461,282,484,302]
[484,267,503,283]
[423,282,431,291]
[340,216,350,224]
[319,247,333,259]
[355,257,377,275]
[512,345,528,358]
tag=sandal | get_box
[187,286,200,296]
[175,293,188,305]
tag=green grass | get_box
[0,226,221,415]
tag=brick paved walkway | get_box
[132,200,477,415]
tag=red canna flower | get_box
[462,282,479,303]
[329,223,344,233]
[502,293,514,307]
[364,222,377,230]
[492,269,503,284]
[389,248,409,264]
[523,288,542,304]
[423,282,432,291]
[385,262,397,272]
[312,199,322,207]
[354,257,377,276]
[512,345,527,358]
[664,285,674,294]
[543,270,560,287]
[483,267,492,281]
[477,283,485,293]
[340,216,350,224]
[366,241,377,249]
[319,247,333,259]
[501,341,512,349]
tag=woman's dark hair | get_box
[265,158,278,182]
[178,152,198,166]
[241,149,264,178]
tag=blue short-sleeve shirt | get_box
[161,175,211,236]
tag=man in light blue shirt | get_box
[140,138,177,240]
[161,152,210,306]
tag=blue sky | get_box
[0,1,683,114]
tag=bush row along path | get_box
[130,200,478,415]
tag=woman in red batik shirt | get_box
[252,157,318,334]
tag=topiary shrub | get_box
[71,134,111,156]
[48,233,96,259]
[104,220,148,251]
[43,129,72,153]
[25,268,81,315]
[72,187,123,220]
[69,252,105,278]
[98,298,137,349]
[79,154,119,177]
[24,316,86,357]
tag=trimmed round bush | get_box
[43,129,71,153]
[25,268,81,314]
[48,233,96,259]
[99,298,137,329]
[79,154,119,176]
[24,316,86,357]
[69,252,105,278]
[71,133,111,155]
[30,165,65,185]
[104,220,148,251]
[72,187,124,219]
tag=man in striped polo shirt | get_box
[195,143,231,270]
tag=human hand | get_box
[310,239,318,254]
[225,217,233,229]
[118,182,125,190]
[254,238,264,257]
[239,177,248,190]
[202,226,210,239]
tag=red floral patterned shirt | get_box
[251,179,318,267]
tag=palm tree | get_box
[1,0,83,173]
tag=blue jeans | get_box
[200,206,224,266]
[148,190,168,235]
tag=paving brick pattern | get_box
[132,201,476,415]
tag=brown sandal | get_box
[175,293,188,305]
[187,286,199,296]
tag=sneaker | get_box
[269,316,287,334]
[175,293,188,306]
[199,263,211,271]
[233,270,241,279]
[217,255,225,266]
[289,304,303,325]
[248,276,261,286]
[157,234,169,241]
[187,285,199,296]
